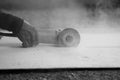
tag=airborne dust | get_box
[0,0,120,33]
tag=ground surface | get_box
[0,32,120,69]
[0,69,120,80]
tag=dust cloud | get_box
[1,0,120,33]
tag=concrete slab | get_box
[0,33,120,69]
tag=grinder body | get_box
[0,28,80,47]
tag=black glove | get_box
[17,21,39,48]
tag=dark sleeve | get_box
[0,12,24,34]
[8,14,24,34]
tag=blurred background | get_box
[0,0,120,33]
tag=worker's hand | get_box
[17,21,39,48]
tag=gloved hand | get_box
[17,21,39,48]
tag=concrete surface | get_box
[0,32,120,69]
